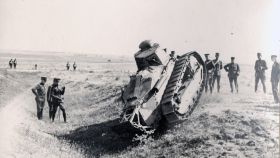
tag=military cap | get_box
[41,77,47,81]
[215,52,220,55]
[231,57,235,60]
[204,54,210,56]
[271,55,277,58]
[257,52,261,56]
[53,78,61,82]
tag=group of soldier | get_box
[204,52,280,104]
[32,77,67,122]
[8,58,17,69]
[66,61,77,71]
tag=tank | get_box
[116,41,205,133]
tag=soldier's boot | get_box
[217,85,220,93]
[61,109,67,123]
[263,85,266,93]
[49,110,52,119]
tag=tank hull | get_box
[115,45,205,133]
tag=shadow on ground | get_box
[60,119,140,157]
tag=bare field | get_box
[0,53,279,158]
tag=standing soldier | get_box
[204,54,214,93]
[13,58,17,69]
[47,78,67,122]
[254,53,268,93]
[31,77,47,120]
[66,62,70,70]
[224,57,240,93]
[9,59,13,69]
[212,52,223,93]
[73,62,77,71]
[270,55,280,103]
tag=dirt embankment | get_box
[0,69,39,108]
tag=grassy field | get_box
[0,52,279,158]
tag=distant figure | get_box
[35,64,38,70]
[31,77,47,120]
[270,55,280,103]
[47,78,67,122]
[204,54,214,93]
[13,58,17,69]
[254,53,267,93]
[66,62,70,70]
[9,59,13,69]
[224,57,240,93]
[73,62,77,71]
[211,52,223,93]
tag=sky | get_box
[0,0,279,63]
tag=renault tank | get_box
[116,40,205,133]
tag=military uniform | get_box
[66,63,70,70]
[204,54,214,93]
[73,63,77,71]
[9,59,13,69]
[47,78,67,122]
[271,59,280,103]
[254,58,267,93]
[212,58,223,92]
[224,58,240,93]
[32,77,47,120]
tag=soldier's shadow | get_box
[59,119,140,157]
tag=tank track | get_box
[161,53,204,124]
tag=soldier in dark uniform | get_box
[9,59,13,69]
[204,54,214,93]
[224,57,240,93]
[73,62,77,71]
[212,52,223,93]
[47,78,67,122]
[254,53,268,93]
[66,62,70,70]
[13,58,17,69]
[270,55,280,103]
[31,77,47,120]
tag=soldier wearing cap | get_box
[224,57,240,93]
[47,78,67,122]
[254,53,268,93]
[204,54,214,93]
[66,62,70,71]
[211,52,223,93]
[32,77,47,120]
[270,55,280,103]
[73,62,77,71]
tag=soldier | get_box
[47,78,67,122]
[73,62,77,71]
[66,62,70,70]
[9,59,13,69]
[270,55,280,103]
[224,57,240,93]
[31,77,47,120]
[211,52,223,93]
[13,58,17,69]
[204,54,214,93]
[254,53,268,93]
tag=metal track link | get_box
[160,53,204,124]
